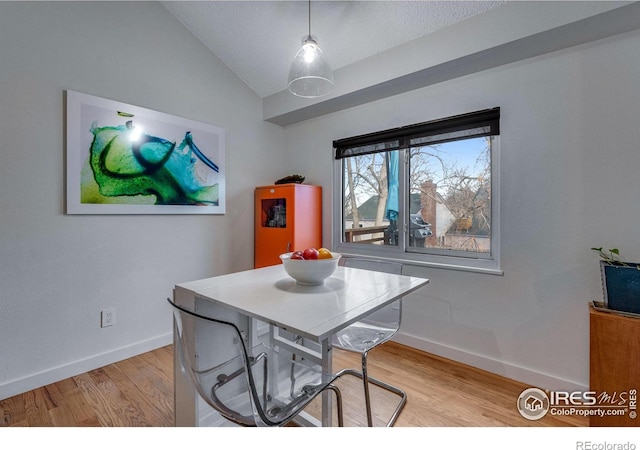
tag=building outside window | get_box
[332,108,501,274]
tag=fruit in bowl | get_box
[280,248,341,285]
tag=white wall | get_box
[282,29,640,391]
[0,2,284,399]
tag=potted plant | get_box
[591,247,640,314]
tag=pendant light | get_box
[287,0,334,98]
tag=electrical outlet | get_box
[101,308,116,328]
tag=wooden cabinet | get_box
[589,305,640,426]
[254,184,322,268]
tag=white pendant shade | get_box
[288,35,334,98]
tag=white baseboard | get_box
[0,332,173,401]
[2,330,587,402]
[393,332,588,393]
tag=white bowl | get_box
[279,252,342,285]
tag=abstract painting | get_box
[66,90,225,214]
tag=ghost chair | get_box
[168,298,343,427]
[333,257,406,427]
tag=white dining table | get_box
[172,263,429,427]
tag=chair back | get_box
[341,257,403,274]
[169,299,265,426]
[340,257,403,328]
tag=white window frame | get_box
[332,115,502,276]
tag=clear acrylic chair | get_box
[333,258,406,427]
[168,298,343,427]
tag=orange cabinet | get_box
[254,184,322,268]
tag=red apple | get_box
[290,251,304,260]
[302,248,319,260]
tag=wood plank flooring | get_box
[1,342,587,427]
[1,346,174,427]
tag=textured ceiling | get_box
[162,1,507,98]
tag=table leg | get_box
[321,337,333,427]
[173,289,198,426]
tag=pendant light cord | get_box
[308,0,311,36]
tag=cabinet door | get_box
[255,185,294,268]
[254,184,322,268]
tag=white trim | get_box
[393,332,587,393]
[337,250,503,275]
[331,156,342,252]
[0,333,172,401]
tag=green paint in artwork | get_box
[84,121,219,206]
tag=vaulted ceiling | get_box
[162,1,506,98]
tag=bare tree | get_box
[345,157,360,228]
[343,137,491,240]
[370,155,387,226]
[439,137,491,232]
[344,153,388,226]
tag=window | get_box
[333,108,501,274]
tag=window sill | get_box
[336,245,503,276]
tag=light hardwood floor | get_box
[1,342,586,427]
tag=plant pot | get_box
[600,260,640,314]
